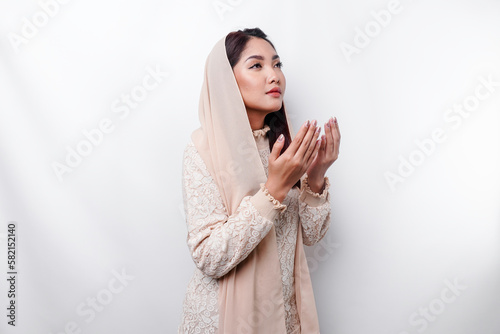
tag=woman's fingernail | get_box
[305,120,310,127]
[312,119,317,126]
[315,126,321,134]
[326,121,330,128]
[278,134,284,141]
[334,117,337,123]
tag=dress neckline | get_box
[252,124,271,137]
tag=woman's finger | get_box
[269,132,286,162]
[319,134,326,153]
[308,135,325,166]
[297,120,319,161]
[332,117,341,158]
[305,139,321,168]
[325,118,334,155]
[303,125,321,163]
[287,119,311,155]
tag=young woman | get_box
[179,27,341,334]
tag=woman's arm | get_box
[299,117,339,246]
[182,142,285,279]
[298,174,332,246]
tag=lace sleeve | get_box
[181,142,279,279]
[298,174,332,246]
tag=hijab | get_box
[191,35,320,333]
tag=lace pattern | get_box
[259,182,287,213]
[252,124,271,137]
[299,191,331,246]
[179,269,219,333]
[303,173,330,199]
[181,143,274,279]
[179,138,332,334]
[299,175,331,246]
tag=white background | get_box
[0,0,499,333]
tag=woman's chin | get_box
[265,102,283,112]
[248,102,283,114]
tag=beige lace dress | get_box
[178,124,331,334]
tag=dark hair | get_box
[225,28,300,189]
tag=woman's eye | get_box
[249,62,283,69]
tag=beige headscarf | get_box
[191,35,320,333]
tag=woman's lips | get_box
[266,87,281,96]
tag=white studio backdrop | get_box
[0,0,499,333]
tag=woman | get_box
[179,28,341,334]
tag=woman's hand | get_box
[306,117,341,193]
[265,119,322,202]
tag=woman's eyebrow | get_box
[245,54,280,62]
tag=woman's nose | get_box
[268,71,280,84]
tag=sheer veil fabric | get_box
[190,35,320,333]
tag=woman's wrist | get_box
[307,178,326,194]
[264,180,288,203]
[306,172,327,194]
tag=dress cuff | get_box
[299,174,330,207]
[249,184,287,222]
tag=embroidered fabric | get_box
[252,124,271,137]
[179,136,332,334]
[259,182,287,213]
[303,173,330,198]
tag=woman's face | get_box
[233,37,286,118]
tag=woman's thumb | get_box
[269,133,285,161]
